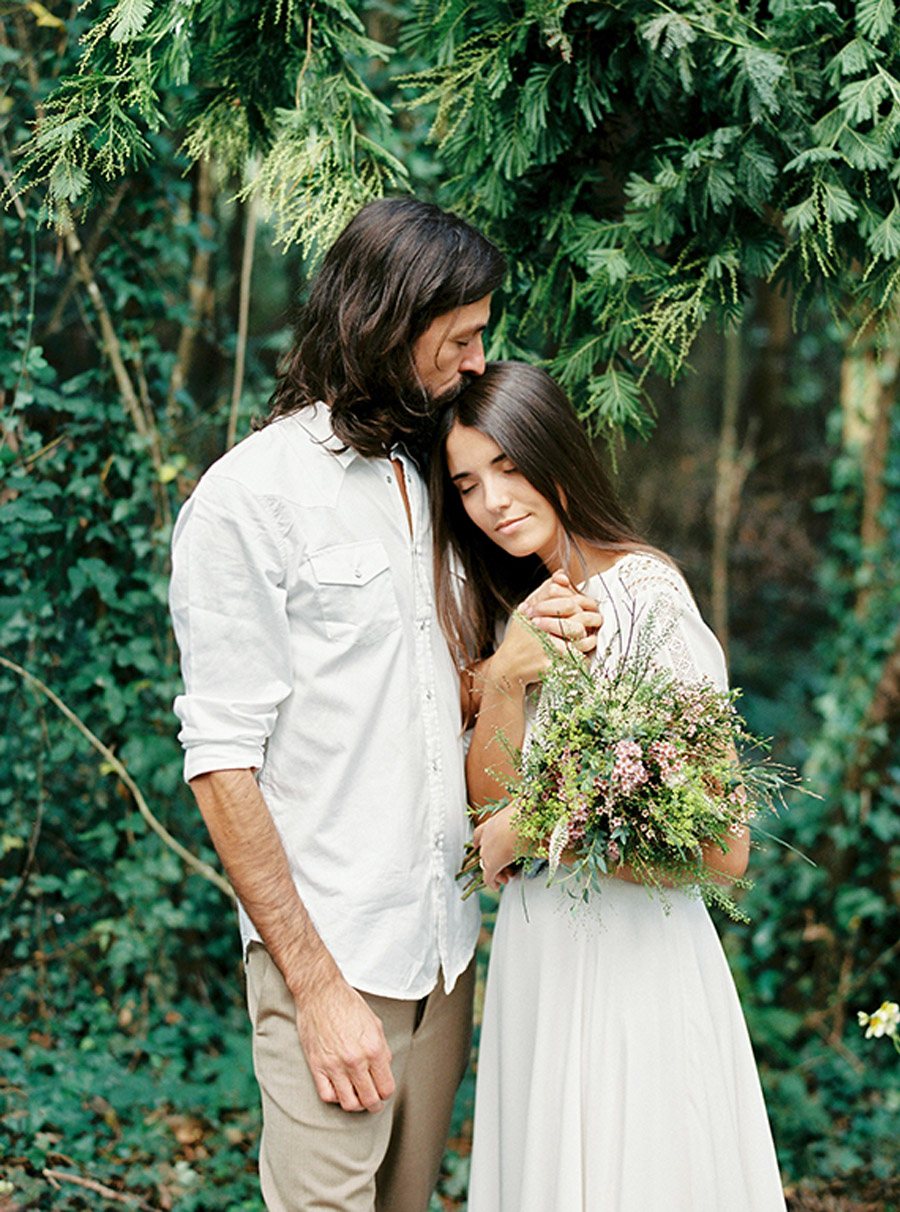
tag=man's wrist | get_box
[275,934,344,1004]
[285,961,344,1004]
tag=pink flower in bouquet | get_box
[678,687,711,738]
[611,739,648,794]
[649,739,684,786]
[568,793,592,844]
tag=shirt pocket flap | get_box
[308,541,390,587]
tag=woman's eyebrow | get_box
[450,453,507,481]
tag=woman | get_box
[430,362,786,1211]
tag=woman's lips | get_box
[496,515,529,533]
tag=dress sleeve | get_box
[169,473,294,781]
[616,555,729,693]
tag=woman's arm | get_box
[466,615,541,813]
[460,572,603,728]
[476,812,750,893]
[608,826,750,888]
[466,575,602,804]
[467,579,601,882]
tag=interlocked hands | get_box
[520,569,603,654]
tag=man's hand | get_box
[294,974,396,1114]
[521,570,602,652]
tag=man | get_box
[169,197,599,1211]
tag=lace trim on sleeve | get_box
[615,554,705,685]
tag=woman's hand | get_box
[473,805,521,890]
[487,613,555,690]
[488,574,602,690]
[521,571,602,654]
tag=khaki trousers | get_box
[245,944,475,1212]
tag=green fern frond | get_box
[582,365,653,439]
[641,13,697,56]
[109,0,155,44]
[856,0,896,44]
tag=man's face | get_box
[410,295,492,407]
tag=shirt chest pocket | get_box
[307,541,403,644]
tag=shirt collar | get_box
[294,402,418,471]
[295,402,365,469]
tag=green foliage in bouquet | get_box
[462,613,803,923]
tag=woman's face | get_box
[444,422,562,568]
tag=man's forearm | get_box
[189,768,339,998]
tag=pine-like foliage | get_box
[402,0,900,435]
[13,0,407,252]
[15,1,900,432]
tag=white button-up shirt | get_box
[169,405,479,998]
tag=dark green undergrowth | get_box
[1,979,262,1209]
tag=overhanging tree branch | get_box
[0,654,235,902]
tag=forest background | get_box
[1,1,898,1209]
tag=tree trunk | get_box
[839,320,898,617]
[711,325,752,659]
[167,159,215,422]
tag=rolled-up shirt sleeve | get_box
[169,474,294,782]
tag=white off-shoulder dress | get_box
[467,554,786,1212]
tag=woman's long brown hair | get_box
[430,361,657,664]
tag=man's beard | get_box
[391,371,474,459]
[427,373,472,410]
[396,369,473,414]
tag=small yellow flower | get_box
[857,1001,899,1039]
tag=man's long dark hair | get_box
[430,362,659,664]
[265,198,506,457]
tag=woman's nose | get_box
[483,476,511,512]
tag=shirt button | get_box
[354,568,362,579]
[386,474,393,483]
[425,689,433,701]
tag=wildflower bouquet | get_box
[460,623,799,922]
